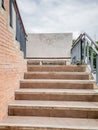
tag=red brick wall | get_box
[0,0,27,121]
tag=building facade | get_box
[0,0,27,121]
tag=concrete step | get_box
[27,65,86,72]
[24,72,89,80]
[0,116,98,130]
[15,89,98,102]
[27,59,66,65]
[20,79,94,89]
[8,100,98,118]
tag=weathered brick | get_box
[0,0,27,121]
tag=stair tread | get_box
[9,100,98,110]
[16,89,98,95]
[0,116,98,129]
[25,72,89,75]
[21,79,94,83]
[28,65,85,67]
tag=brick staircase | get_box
[0,59,98,130]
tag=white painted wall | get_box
[26,33,72,58]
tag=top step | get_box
[27,59,70,65]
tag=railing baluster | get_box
[78,41,82,63]
[80,40,82,63]
[91,48,94,73]
[83,39,86,64]
[87,42,89,64]
[96,54,98,85]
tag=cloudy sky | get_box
[16,0,98,40]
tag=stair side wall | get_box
[0,0,27,121]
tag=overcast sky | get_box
[16,0,98,40]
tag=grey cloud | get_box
[16,0,98,40]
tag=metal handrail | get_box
[83,32,98,48]
[72,33,98,50]
[72,34,83,48]
[71,32,98,85]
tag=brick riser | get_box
[20,81,94,89]
[15,93,98,102]
[24,73,89,80]
[27,65,86,72]
[8,105,98,119]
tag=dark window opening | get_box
[1,0,4,9]
[9,0,12,27]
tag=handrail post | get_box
[83,38,86,64]
[78,41,81,63]
[87,42,89,64]
[91,48,94,73]
[80,40,82,63]
[96,54,98,85]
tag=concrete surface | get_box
[26,33,72,58]
[0,116,98,130]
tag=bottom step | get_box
[0,116,98,130]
